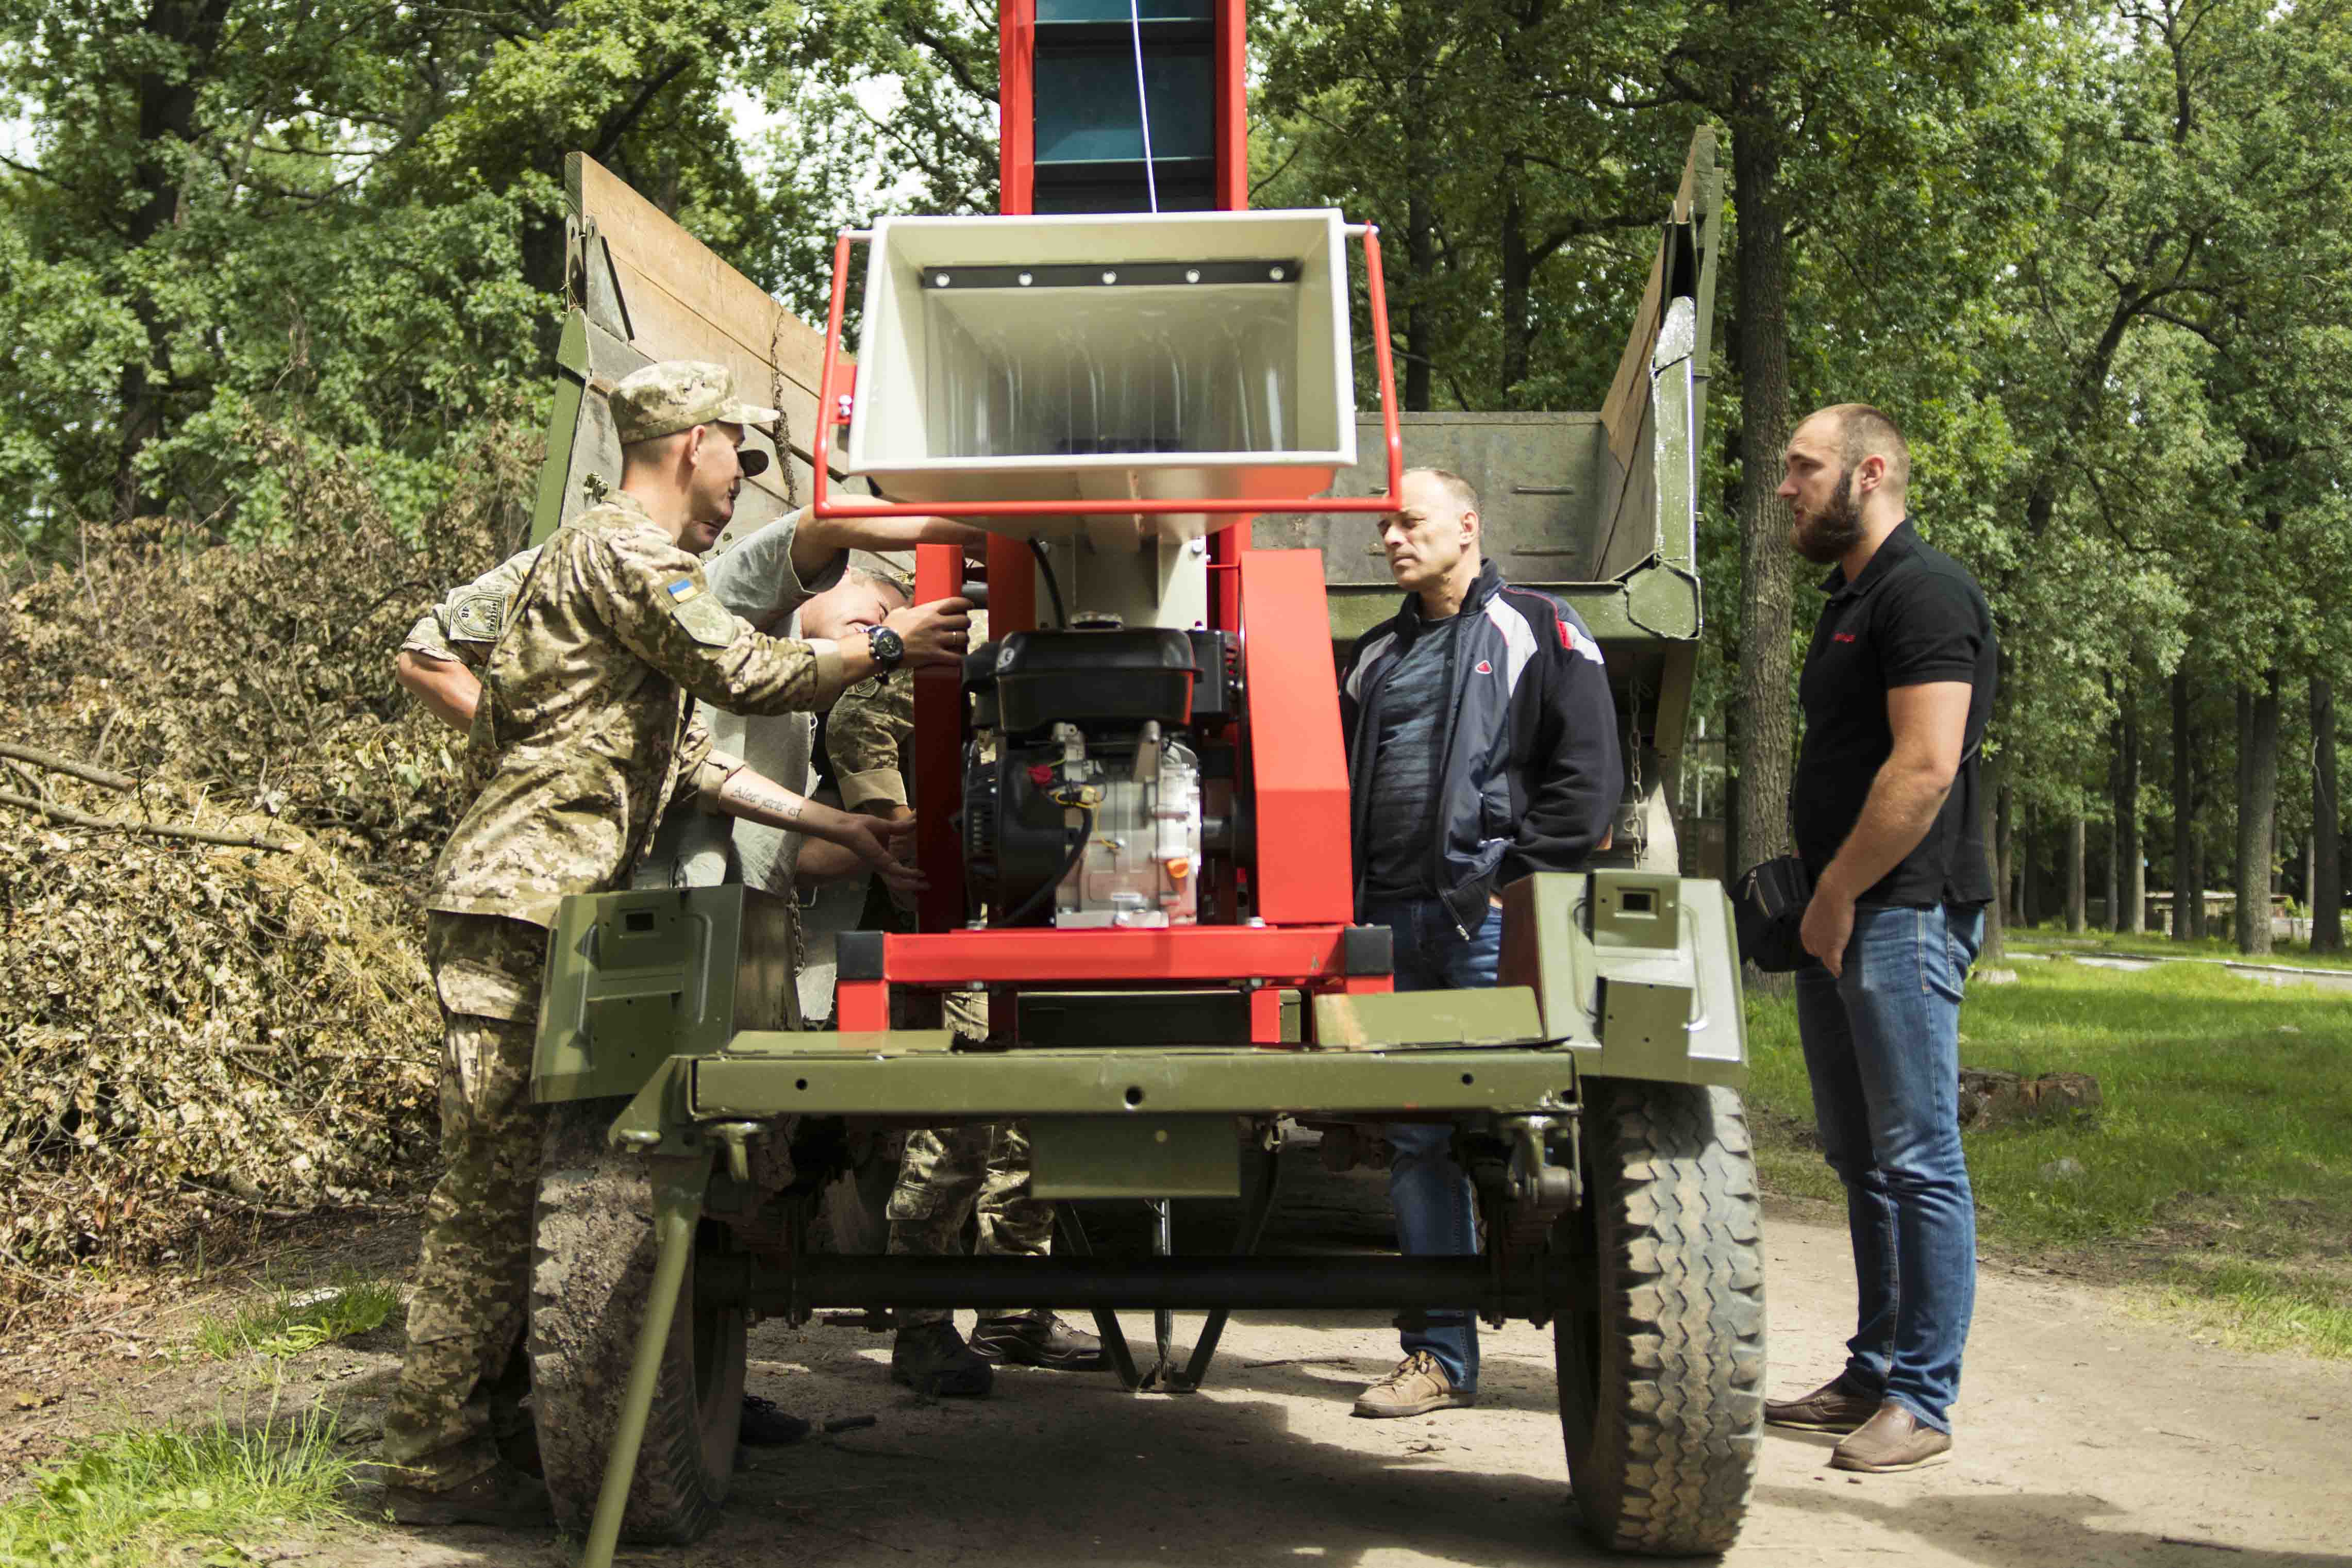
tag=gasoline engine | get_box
[960,624,1238,928]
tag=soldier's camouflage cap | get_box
[610,361,778,477]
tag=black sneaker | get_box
[385,1462,553,1528]
[890,1322,994,1397]
[739,1393,811,1446]
[970,1313,1107,1371]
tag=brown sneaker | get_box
[1831,1400,1953,1473]
[1765,1372,1882,1433]
[385,1462,553,1528]
[1350,1351,1474,1419]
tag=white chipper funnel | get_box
[842,209,1358,538]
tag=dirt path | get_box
[198,1190,2344,1568]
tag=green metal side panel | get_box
[528,312,592,546]
[1028,1115,1240,1198]
[1496,870,1746,1088]
[1310,986,1545,1049]
[532,885,798,1104]
[688,1045,1583,1119]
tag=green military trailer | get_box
[519,132,1758,1566]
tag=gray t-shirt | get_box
[1361,614,1460,897]
[634,507,843,907]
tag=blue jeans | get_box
[1793,901,1983,1431]
[1363,894,1501,1395]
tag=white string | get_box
[1128,0,1159,212]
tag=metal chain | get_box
[1624,678,1649,866]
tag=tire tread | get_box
[1560,1081,1765,1555]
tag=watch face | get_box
[869,625,904,665]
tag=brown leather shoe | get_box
[1765,1372,1882,1433]
[1831,1400,1953,1473]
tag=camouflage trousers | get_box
[380,913,548,1491]
[887,1120,1056,1329]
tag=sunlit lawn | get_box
[1743,955,2352,1357]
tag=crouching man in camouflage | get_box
[380,361,977,1528]
[823,667,1105,1396]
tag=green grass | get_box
[1743,956,2352,1357]
[0,1402,352,1565]
[192,1275,400,1361]
[2008,921,2352,971]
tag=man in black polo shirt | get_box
[1763,404,1997,1474]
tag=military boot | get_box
[385,1462,553,1528]
[970,1312,1107,1371]
[739,1393,812,1446]
[890,1321,994,1397]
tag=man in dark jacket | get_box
[1335,467,1621,1417]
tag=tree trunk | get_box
[1995,775,2015,927]
[1980,752,2006,960]
[2119,699,2142,932]
[1404,189,1434,412]
[2235,672,2281,955]
[2066,816,2087,933]
[1728,110,1798,962]
[112,0,239,524]
[1499,158,1532,401]
[2171,665,2193,939]
[2189,827,2206,940]
[2020,803,2039,927]
[2315,674,2342,953]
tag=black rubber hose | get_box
[1029,538,1069,628]
[1000,804,1093,926]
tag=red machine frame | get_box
[809,0,1400,1039]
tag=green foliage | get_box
[1744,958,2352,1357]
[0,1402,352,1566]
[193,1274,400,1360]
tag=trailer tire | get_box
[529,1100,745,1543]
[1556,1079,1764,1555]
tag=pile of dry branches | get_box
[0,422,536,1283]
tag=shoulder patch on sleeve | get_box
[446,590,508,644]
[845,675,883,700]
[666,581,739,646]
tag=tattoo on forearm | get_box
[723,773,806,826]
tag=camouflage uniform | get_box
[400,547,542,670]
[828,621,1058,1326]
[886,1122,1057,1329]
[385,363,861,1491]
[825,663,914,816]
[383,913,548,1480]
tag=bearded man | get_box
[1762,404,1999,1474]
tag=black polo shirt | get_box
[1792,518,1997,907]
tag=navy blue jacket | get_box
[1337,560,1623,933]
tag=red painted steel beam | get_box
[1239,551,1354,924]
[999,0,1035,216]
[872,926,1363,984]
[1214,0,1248,213]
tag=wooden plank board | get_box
[566,154,844,481]
[1599,134,1710,471]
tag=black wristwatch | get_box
[864,623,906,673]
